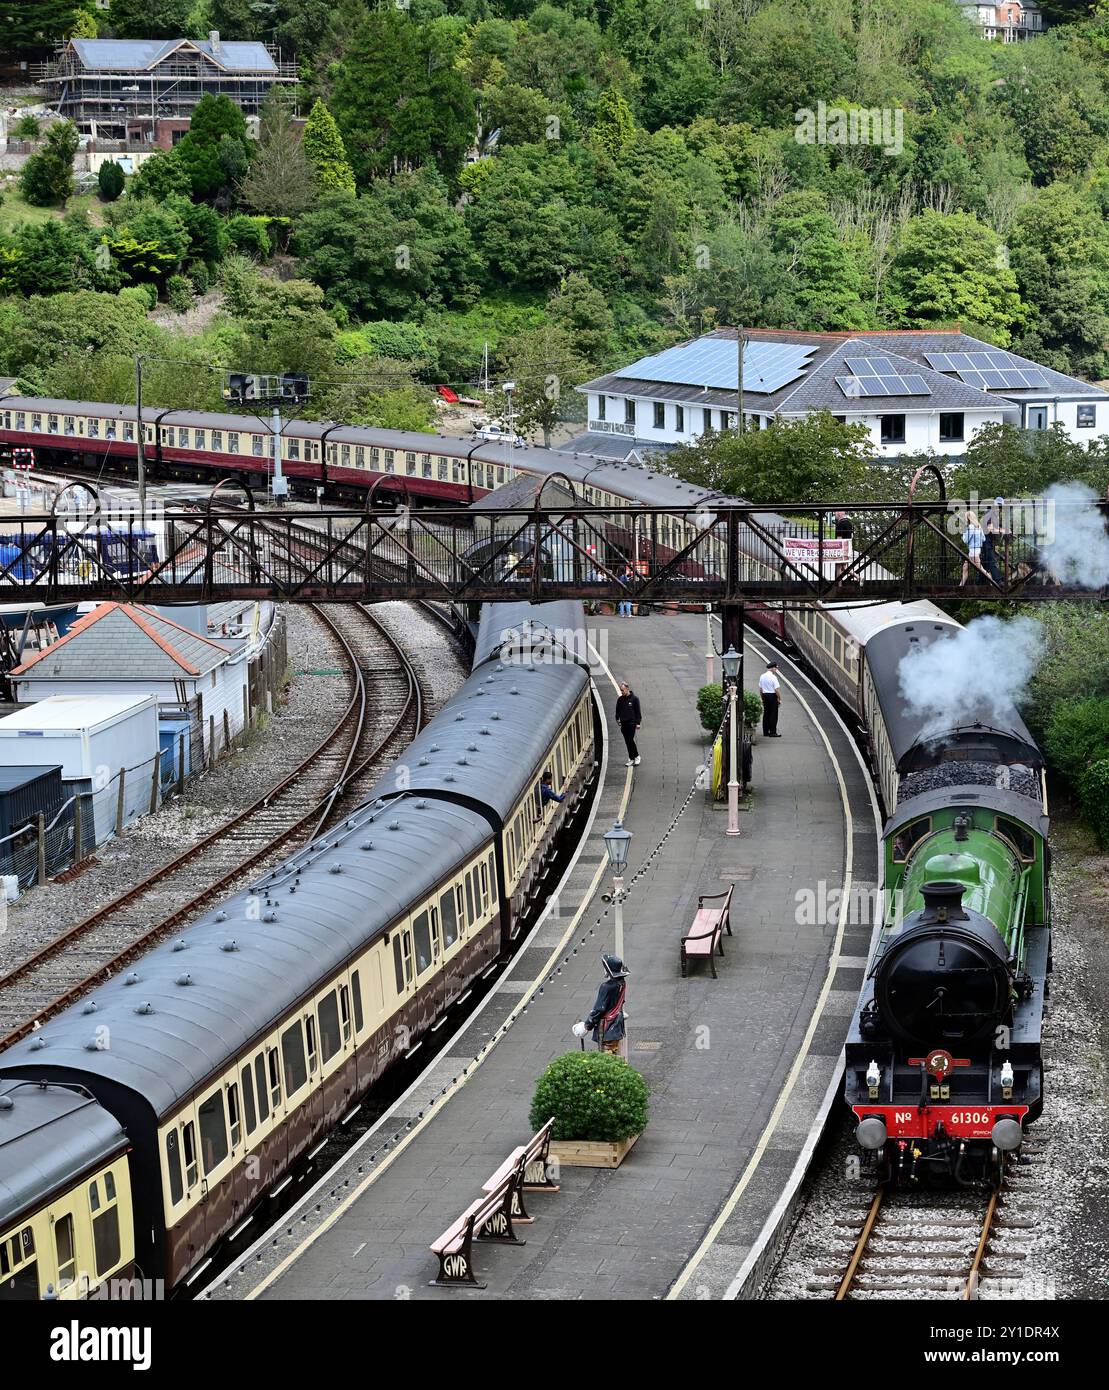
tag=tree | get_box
[1009,184,1109,380]
[766,191,869,331]
[302,101,355,195]
[886,211,1024,344]
[4,1,80,51]
[128,148,192,202]
[241,91,319,219]
[329,11,475,185]
[8,220,93,295]
[665,414,876,506]
[590,90,637,159]
[20,120,78,208]
[548,274,614,367]
[103,0,192,38]
[97,160,125,202]
[0,291,156,382]
[501,323,589,447]
[175,94,250,202]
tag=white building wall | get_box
[1043,399,1107,441]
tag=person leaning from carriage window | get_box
[960,509,986,587]
[615,681,642,766]
[540,770,565,807]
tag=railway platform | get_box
[202,610,880,1302]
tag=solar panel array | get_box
[923,351,1048,391]
[613,338,817,394]
[836,358,932,398]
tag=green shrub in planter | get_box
[529,1050,649,1143]
[696,683,722,733]
[742,689,762,728]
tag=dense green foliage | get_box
[20,121,78,208]
[529,1051,649,1143]
[97,161,125,202]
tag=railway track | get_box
[0,602,427,1048]
[831,1150,1042,1300]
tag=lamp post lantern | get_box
[722,645,741,836]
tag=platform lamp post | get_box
[603,818,633,1058]
[603,819,633,962]
[722,644,741,837]
[705,605,714,684]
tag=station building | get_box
[574,329,1109,461]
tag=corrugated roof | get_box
[12,603,229,680]
[0,1080,127,1231]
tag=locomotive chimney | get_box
[919,880,968,924]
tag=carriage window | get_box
[122,421,133,442]
[833,633,842,665]
[252,435,264,456]
[267,1047,281,1109]
[533,782,543,818]
[422,455,432,478]
[182,1120,198,1187]
[996,817,1035,861]
[211,430,222,451]
[241,1064,257,1134]
[106,420,117,439]
[162,426,174,446]
[413,909,433,973]
[93,1203,120,1279]
[393,935,405,992]
[465,873,475,923]
[87,418,99,438]
[14,412,25,430]
[351,970,364,1031]
[64,416,75,435]
[480,861,490,910]
[165,1130,183,1204]
[891,817,932,863]
[318,990,342,1063]
[384,450,394,472]
[255,1054,270,1121]
[281,1022,308,1097]
[228,433,239,454]
[54,1215,76,1288]
[89,1181,100,1213]
[104,1172,115,1202]
[305,1015,318,1073]
[406,451,416,474]
[441,887,458,947]
[355,446,365,468]
[194,429,206,449]
[487,853,497,898]
[198,1089,228,1174]
[339,984,352,1042]
[227,1082,241,1148]
[438,459,448,480]
[288,438,300,460]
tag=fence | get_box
[0,611,288,895]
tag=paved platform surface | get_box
[205,610,879,1302]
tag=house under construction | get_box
[35,33,298,142]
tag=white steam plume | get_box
[896,615,1044,746]
[1040,481,1109,588]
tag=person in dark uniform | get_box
[615,681,642,766]
[572,953,629,1057]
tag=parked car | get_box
[473,421,524,446]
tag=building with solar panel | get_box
[574,329,1108,461]
[35,34,298,142]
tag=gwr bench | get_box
[680,884,734,978]
[429,1119,558,1288]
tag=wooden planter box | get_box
[549,1132,641,1169]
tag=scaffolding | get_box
[34,40,298,139]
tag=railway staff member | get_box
[572,953,629,1058]
[759,661,782,737]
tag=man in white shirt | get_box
[758,662,782,737]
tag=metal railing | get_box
[0,499,1102,605]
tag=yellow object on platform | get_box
[712,735,722,797]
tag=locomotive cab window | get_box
[995,817,1036,862]
[891,817,932,862]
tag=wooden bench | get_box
[429,1121,558,1288]
[680,884,735,978]
[428,1173,525,1289]
[480,1117,559,1225]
